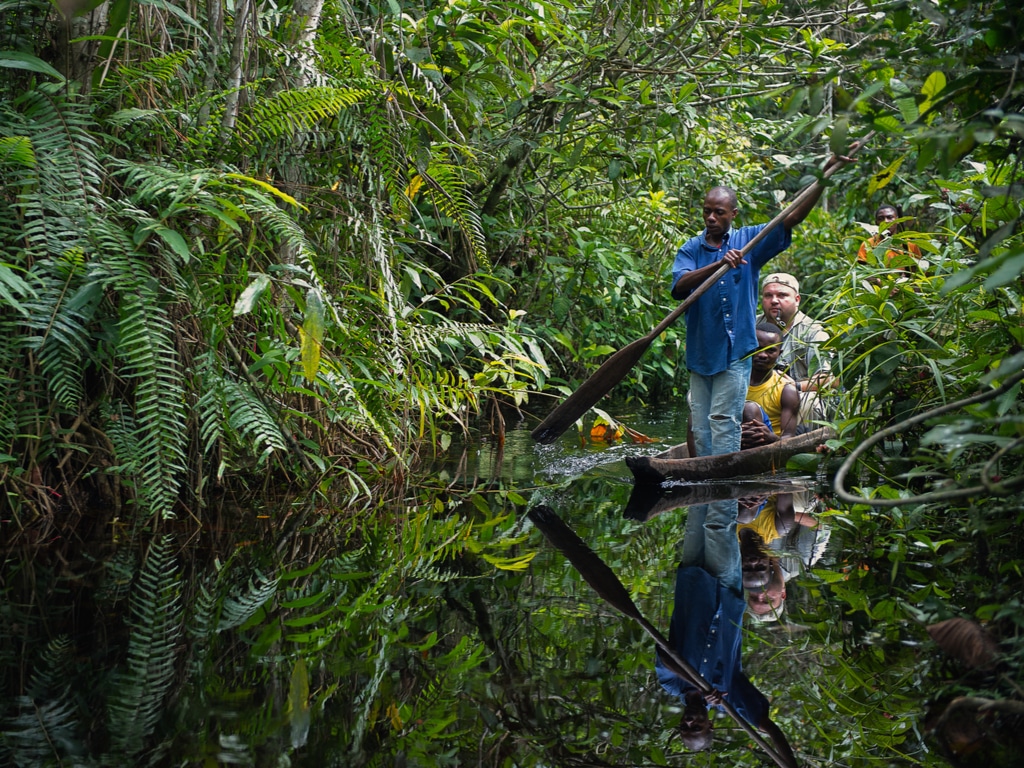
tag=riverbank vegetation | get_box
[1,0,1023,764]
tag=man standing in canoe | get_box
[670,168,845,460]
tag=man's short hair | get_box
[678,724,714,751]
[755,322,782,339]
[761,272,799,293]
[706,185,738,209]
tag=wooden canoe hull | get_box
[625,427,833,484]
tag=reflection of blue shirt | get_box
[655,566,769,727]
[670,224,791,377]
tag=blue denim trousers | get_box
[688,356,752,458]
[682,356,749,588]
[681,499,742,589]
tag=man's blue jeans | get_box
[688,356,752,458]
[681,499,742,588]
[682,356,750,587]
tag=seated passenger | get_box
[741,324,799,449]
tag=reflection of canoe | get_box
[625,427,833,484]
[623,478,810,521]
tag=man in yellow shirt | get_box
[741,323,799,449]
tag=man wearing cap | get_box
[758,272,831,424]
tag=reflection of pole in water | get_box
[527,505,792,767]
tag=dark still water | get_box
[1,399,1017,768]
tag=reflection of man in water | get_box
[741,526,787,620]
[655,499,797,764]
[739,493,821,620]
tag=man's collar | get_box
[702,230,730,247]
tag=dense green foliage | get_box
[1,0,1024,765]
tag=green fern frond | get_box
[195,359,227,458]
[102,49,195,94]
[1,694,85,768]
[94,546,138,607]
[196,349,291,464]
[407,561,463,583]
[223,378,289,462]
[116,293,187,516]
[26,636,76,700]
[116,160,215,209]
[0,378,17,453]
[20,262,101,411]
[187,582,218,653]
[0,135,35,168]
[363,103,408,209]
[85,224,187,518]
[419,161,490,270]
[236,86,379,145]
[605,192,685,260]
[317,358,401,456]
[217,570,279,632]
[7,85,102,261]
[0,260,34,316]
[107,535,182,759]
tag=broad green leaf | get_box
[0,51,64,80]
[919,71,946,118]
[155,227,191,263]
[872,115,903,134]
[287,657,311,748]
[829,116,849,156]
[983,248,1024,290]
[233,274,271,315]
[896,96,918,125]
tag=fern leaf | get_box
[236,86,379,145]
[217,570,279,632]
[107,536,182,759]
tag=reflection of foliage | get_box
[108,536,183,760]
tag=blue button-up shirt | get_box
[655,566,768,727]
[670,224,792,377]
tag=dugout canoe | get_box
[625,426,833,484]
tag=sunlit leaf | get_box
[287,657,311,748]
[233,274,271,315]
[301,289,325,382]
[867,156,905,195]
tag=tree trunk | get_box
[53,4,109,90]
[219,0,252,142]
[277,0,326,90]
[196,0,224,128]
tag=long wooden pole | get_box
[530,134,874,444]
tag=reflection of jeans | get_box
[681,500,741,590]
[688,357,752,458]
